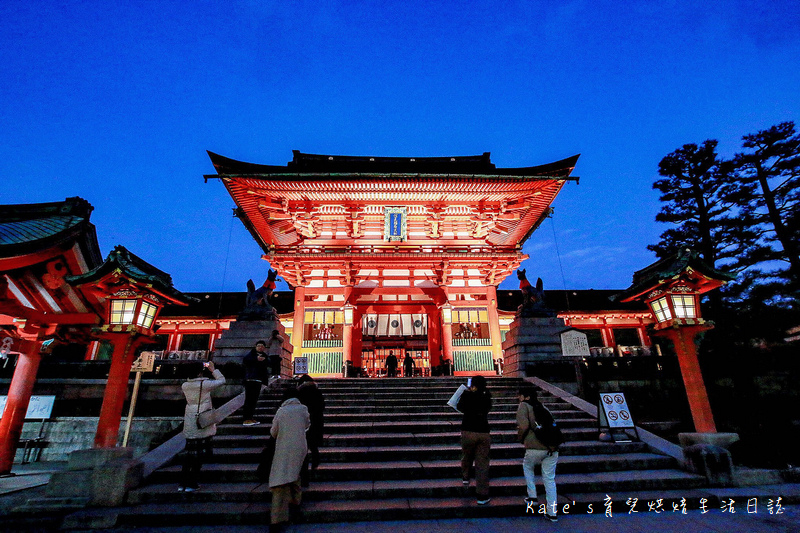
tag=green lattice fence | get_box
[453,350,494,372]
[308,352,344,374]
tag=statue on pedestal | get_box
[239,269,280,321]
[516,269,555,318]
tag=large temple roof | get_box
[0,197,102,267]
[207,150,580,178]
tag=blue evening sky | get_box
[2,1,798,294]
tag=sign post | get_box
[122,351,155,447]
[597,391,639,443]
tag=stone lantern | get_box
[617,248,739,448]
[66,246,193,448]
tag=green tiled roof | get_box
[0,216,85,246]
[615,248,737,302]
[66,245,195,305]
[0,197,102,265]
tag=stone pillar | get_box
[94,336,138,448]
[501,316,567,377]
[0,340,42,474]
[212,319,287,367]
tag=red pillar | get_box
[427,306,442,369]
[441,314,454,368]
[291,287,306,358]
[351,309,364,369]
[94,335,136,448]
[655,325,717,433]
[0,341,42,474]
[486,286,503,361]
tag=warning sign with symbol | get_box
[598,391,635,429]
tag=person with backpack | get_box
[517,384,562,522]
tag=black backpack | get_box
[531,402,564,451]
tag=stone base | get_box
[678,432,740,450]
[501,316,568,377]
[20,447,143,512]
[212,319,287,367]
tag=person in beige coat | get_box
[180,361,225,491]
[269,389,310,528]
[517,384,559,522]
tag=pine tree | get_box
[648,140,758,272]
[731,121,800,290]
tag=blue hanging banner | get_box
[384,207,407,242]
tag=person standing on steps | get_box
[297,374,326,487]
[457,375,492,505]
[269,388,311,530]
[403,353,415,377]
[385,350,398,377]
[242,340,269,426]
[179,361,225,492]
[267,329,285,384]
[517,384,559,522]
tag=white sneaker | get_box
[243,420,260,426]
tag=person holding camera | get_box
[457,375,493,505]
[180,360,225,492]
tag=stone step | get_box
[215,419,596,438]
[219,412,596,427]
[205,441,652,463]
[120,471,706,526]
[150,454,677,484]
[228,403,586,421]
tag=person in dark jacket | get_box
[241,340,269,426]
[297,374,325,486]
[385,351,398,377]
[403,354,415,377]
[456,375,492,505]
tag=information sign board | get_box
[131,351,156,372]
[561,330,590,356]
[0,395,55,419]
[294,357,309,375]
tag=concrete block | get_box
[92,458,144,506]
[46,470,93,498]
[678,432,740,450]
[683,443,734,487]
[67,447,134,471]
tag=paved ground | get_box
[80,506,800,533]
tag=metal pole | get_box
[122,371,143,447]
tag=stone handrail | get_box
[139,391,245,478]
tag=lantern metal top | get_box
[615,248,736,303]
[65,245,195,306]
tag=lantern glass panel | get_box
[650,296,672,322]
[671,294,697,318]
[136,301,158,329]
[110,299,136,325]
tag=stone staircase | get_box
[97,377,707,526]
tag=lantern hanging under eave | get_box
[441,302,453,324]
[342,303,355,326]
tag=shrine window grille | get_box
[451,308,491,346]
